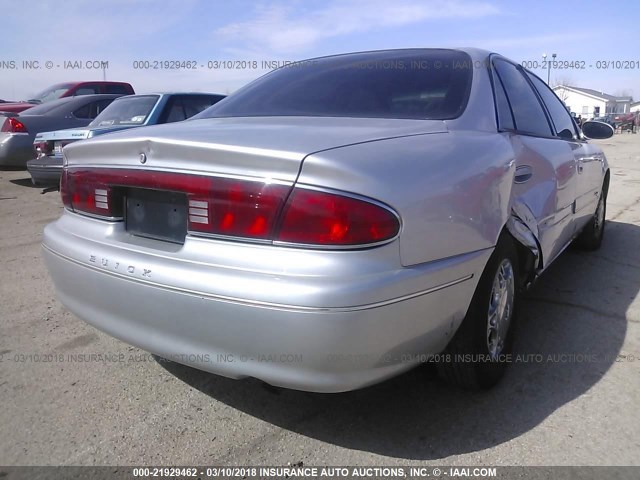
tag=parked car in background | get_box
[28,92,225,185]
[0,94,123,168]
[0,81,134,114]
[593,114,617,128]
[42,48,613,393]
[612,112,636,131]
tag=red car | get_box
[0,81,134,114]
[612,112,637,130]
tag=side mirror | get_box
[582,121,614,140]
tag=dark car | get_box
[28,92,225,185]
[0,81,134,114]
[0,95,124,168]
[593,114,617,128]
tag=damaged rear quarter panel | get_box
[297,130,516,266]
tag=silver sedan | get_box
[42,48,613,392]
[0,94,123,167]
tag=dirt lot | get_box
[1,134,639,467]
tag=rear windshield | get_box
[89,95,159,127]
[198,50,473,120]
[26,83,74,104]
[19,97,75,115]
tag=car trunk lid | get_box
[63,116,447,181]
[61,116,446,245]
[35,129,91,158]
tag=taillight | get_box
[187,180,289,239]
[60,168,400,248]
[275,188,399,246]
[1,117,28,133]
[34,141,53,158]
[64,169,123,218]
[60,169,290,238]
[60,169,71,209]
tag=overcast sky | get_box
[1,0,638,100]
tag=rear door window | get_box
[160,97,187,123]
[93,99,115,118]
[492,59,552,137]
[72,103,92,119]
[181,95,221,118]
[526,72,578,140]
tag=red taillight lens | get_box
[60,168,400,247]
[276,189,400,246]
[187,180,289,239]
[64,169,122,217]
[60,169,290,239]
[60,169,72,209]
[1,117,28,133]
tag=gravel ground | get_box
[1,133,639,467]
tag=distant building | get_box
[631,101,640,113]
[552,85,633,119]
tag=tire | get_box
[575,189,606,251]
[436,235,519,389]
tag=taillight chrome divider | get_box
[94,189,110,210]
[60,167,401,249]
[188,200,210,225]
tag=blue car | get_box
[27,92,225,185]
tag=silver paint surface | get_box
[42,48,609,391]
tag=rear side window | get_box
[492,59,552,137]
[161,98,187,123]
[94,99,115,117]
[526,72,577,140]
[105,85,130,94]
[75,86,99,96]
[72,103,92,119]
[77,99,116,119]
[493,73,515,130]
[182,95,223,118]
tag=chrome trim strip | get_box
[65,207,122,222]
[42,243,473,313]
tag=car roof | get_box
[111,93,225,101]
[120,92,223,96]
[20,94,125,116]
[54,81,131,86]
[284,47,494,64]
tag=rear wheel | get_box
[436,235,519,389]
[575,190,606,251]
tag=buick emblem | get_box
[139,153,147,164]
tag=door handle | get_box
[577,160,584,174]
[514,165,533,183]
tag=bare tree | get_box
[552,76,574,102]
[614,89,632,97]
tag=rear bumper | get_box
[27,157,62,185]
[0,133,32,167]
[42,211,490,392]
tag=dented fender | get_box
[506,199,543,282]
